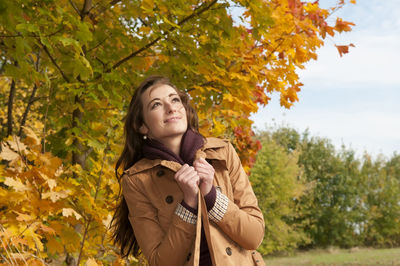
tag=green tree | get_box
[297,135,363,248]
[250,133,308,255]
[361,154,400,247]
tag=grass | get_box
[264,247,400,265]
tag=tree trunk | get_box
[7,79,16,137]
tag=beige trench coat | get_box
[122,137,265,266]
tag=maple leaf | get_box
[86,258,100,266]
[38,223,56,235]
[14,211,34,222]
[335,18,355,32]
[62,208,82,220]
[47,237,64,255]
[0,142,19,161]
[42,190,69,202]
[4,177,30,192]
[336,43,355,57]
[22,126,41,146]
[7,137,27,153]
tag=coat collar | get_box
[125,137,228,176]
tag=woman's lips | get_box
[164,117,181,123]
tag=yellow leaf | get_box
[39,172,57,190]
[102,214,112,228]
[7,137,27,153]
[47,179,57,190]
[62,208,82,220]
[22,126,41,146]
[13,211,34,222]
[42,190,69,202]
[212,118,226,136]
[25,228,44,252]
[25,257,45,266]
[4,177,30,192]
[0,142,19,161]
[86,258,100,266]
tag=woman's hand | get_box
[193,158,215,196]
[174,164,200,208]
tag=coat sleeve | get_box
[211,142,265,250]
[122,174,196,266]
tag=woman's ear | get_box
[139,124,149,135]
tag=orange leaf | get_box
[47,237,64,255]
[335,43,355,57]
[335,18,355,32]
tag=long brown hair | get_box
[110,75,200,257]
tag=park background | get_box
[0,0,399,265]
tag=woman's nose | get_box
[165,102,176,113]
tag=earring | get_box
[143,135,147,140]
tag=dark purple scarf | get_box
[142,129,204,166]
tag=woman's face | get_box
[139,84,188,142]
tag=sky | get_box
[250,0,400,158]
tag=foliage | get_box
[257,126,400,253]
[0,0,355,264]
[0,128,128,265]
[250,133,308,255]
[360,154,400,247]
[297,135,364,248]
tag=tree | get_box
[296,134,364,248]
[361,154,400,247]
[0,0,355,264]
[250,133,308,255]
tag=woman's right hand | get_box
[174,164,199,209]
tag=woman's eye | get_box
[151,102,161,109]
[172,97,181,103]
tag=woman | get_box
[111,76,265,266]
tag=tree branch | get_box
[0,26,63,38]
[19,51,41,136]
[39,40,70,83]
[68,0,80,16]
[106,0,218,73]
[7,79,16,137]
[81,0,92,21]
[18,84,38,136]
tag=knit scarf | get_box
[142,128,204,165]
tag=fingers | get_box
[193,159,214,178]
[175,164,199,190]
[175,164,200,208]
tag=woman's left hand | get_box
[193,158,215,195]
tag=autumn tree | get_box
[0,0,355,264]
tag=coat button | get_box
[156,169,165,177]
[225,247,232,256]
[186,252,191,261]
[165,195,174,204]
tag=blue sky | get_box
[251,0,400,158]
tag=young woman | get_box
[111,76,265,266]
